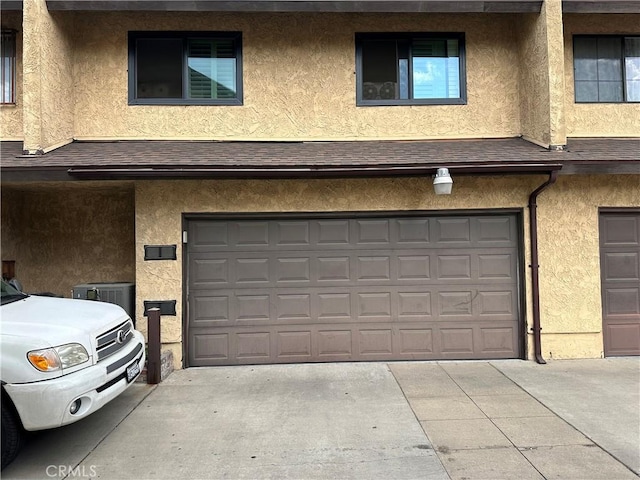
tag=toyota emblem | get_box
[116,329,127,344]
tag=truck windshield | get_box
[1,280,28,306]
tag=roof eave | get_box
[562,0,640,13]
[61,163,563,180]
[45,0,543,13]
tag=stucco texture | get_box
[0,11,23,140]
[537,175,640,358]
[68,12,523,142]
[135,176,541,367]
[563,14,640,138]
[135,174,639,366]
[0,183,135,298]
[516,0,566,148]
[22,0,75,152]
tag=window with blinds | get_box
[1,30,16,105]
[356,33,466,106]
[573,35,640,103]
[129,32,242,105]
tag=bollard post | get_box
[147,307,161,384]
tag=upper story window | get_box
[128,31,242,105]
[1,30,16,105]
[355,33,466,106]
[573,35,640,103]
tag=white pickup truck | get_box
[1,279,146,469]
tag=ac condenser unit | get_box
[72,282,136,324]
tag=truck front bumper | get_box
[4,331,145,431]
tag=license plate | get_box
[126,360,141,383]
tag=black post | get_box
[147,307,161,384]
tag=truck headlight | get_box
[28,344,89,372]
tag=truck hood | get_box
[1,295,130,347]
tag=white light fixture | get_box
[433,167,453,195]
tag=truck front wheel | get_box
[1,400,23,469]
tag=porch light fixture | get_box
[433,167,453,195]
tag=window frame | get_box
[128,31,243,106]
[573,34,640,104]
[355,32,467,107]
[1,29,17,105]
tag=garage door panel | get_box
[317,329,354,358]
[478,254,515,279]
[189,321,519,366]
[435,218,472,244]
[477,217,516,243]
[234,221,270,247]
[188,214,522,365]
[397,255,431,280]
[275,221,310,246]
[191,295,230,327]
[359,329,394,356]
[317,256,351,282]
[317,220,351,246]
[236,332,271,360]
[236,294,271,322]
[398,328,434,354]
[192,333,229,363]
[355,219,391,244]
[398,292,433,318]
[277,331,312,359]
[479,326,518,354]
[192,222,229,248]
[191,258,229,286]
[397,218,430,244]
[600,211,640,356]
[603,252,639,281]
[235,257,270,284]
[600,215,639,246]
[605,324,640,356]
[356,292,392,319]
[317,293,352,320]
[604,288,640,315]
[276,293,312,321]
[440,328,474,354]
[276,257,311,283]
[437,255,472,279]
[478,290,516,317]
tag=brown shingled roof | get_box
[1,137,638,181]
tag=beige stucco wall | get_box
[517,0,566,148]
[135,175,541,368]
[0,183,135,297]
[563,14,640,138]
[0,11,23,140]
[69,12,523,141]
[135,174,639,367]
[537,174,640,359]
[22,0,74,153]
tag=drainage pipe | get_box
[529,170,559,364]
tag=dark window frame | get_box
[573,34,640,104]
[1,29,17,105]
[355,32,467,107]
[128,31,243,106]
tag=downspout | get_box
[529,170,559,364]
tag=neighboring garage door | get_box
[600,211,640,357]
[186,213,523,366]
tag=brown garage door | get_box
[600,211,640,357]
[186,214,522,366]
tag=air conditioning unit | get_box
[72,282,136,324]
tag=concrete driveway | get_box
[2,358,639,480]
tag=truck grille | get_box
[96,319,134,362]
